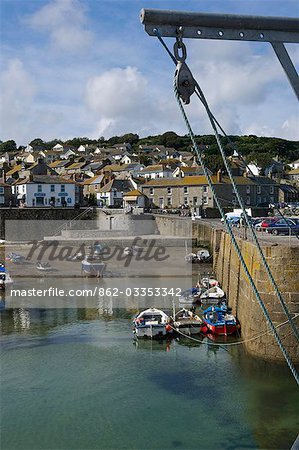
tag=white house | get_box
[289,159,299,170]
[137,164,173,180]
[12,175,78,207]
[97,179,133,207]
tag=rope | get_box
[153,29,299,342]
[173,86,299,384]
[152,31,299,384]
[170,312,299,347]
[194,80,299,342]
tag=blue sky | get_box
[0,0,298,145]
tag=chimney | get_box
[217,169,222,183]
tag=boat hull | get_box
[134,324,170,339]
[204,321,237,336]
[175,324,202,335]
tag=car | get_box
[260,217,279,231]
[266,218,299,235]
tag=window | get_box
[0,187,3,194]
[270,196,274,203]
[51,185,55,192]
[149,188,154,195]
[257,186,261,194]
[37,185,42,193]
[257,196,262,204]
[193,197,198,205]
[184,197,188,205]
[167,197,172,206]
[61,185,65,192]
[246,196,251,205]
[270,186,274,194]
[167,187,172,195]
[95,185,98,190]
[203,186,208,193]
[184,186,188,194]
[203,196,208,205]
[246,186,251,194]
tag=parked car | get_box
[266,218,299,235]
[259,217,279,231]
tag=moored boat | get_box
[203,305,238,336]
[36,262,53,272]
[81,259,106,277]
[179,287,202,305]
[133,308,172,339]
[200,286,226,303]
[173,308,202,335]
[0,265,13,289]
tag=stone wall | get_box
[0,207,96,240]
[215,233,299,363]
[153,214,299,363]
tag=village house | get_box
[288,159,299,170]
[12,175,79,207]
[137,164,173,180]
[97,179,134,207]
[81,174,105,202]
[123,189,147,209]
[141,171,279,209]
[0,181,12,206]
[172,165,211,178]
[277,183,299,204]
[285,168,299,186]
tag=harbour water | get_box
[1,276,299,450]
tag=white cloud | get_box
[26,0,92,53]
[0,59,37,143]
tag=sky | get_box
[0,0,298,146]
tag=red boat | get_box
[202,305,238,336]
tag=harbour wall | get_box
[154,215,299,363]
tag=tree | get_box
[0,140,17,153]
[29,138,44,147]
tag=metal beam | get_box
[271,42,299,99]
[140,9,299,43]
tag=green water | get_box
[1,306,298,450]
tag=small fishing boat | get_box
[173,308,202,335]
[81,259,106,277]
[179,287,202,305]
[0,265,13,288]
[200,276,219,289]
[200,286,226,302]
[6,252,26,264]
[203,305,238,336]
[123,245,143,257]
[133,308,172,339]
[197,249,211,262]
[36,262,53,272]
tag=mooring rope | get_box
[154,29,299,343]
[153,30,299,385]
[170,312,299,347]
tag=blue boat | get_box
[202,305,238,336]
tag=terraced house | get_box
[141,171,279,209]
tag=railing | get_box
[52,207,94,236]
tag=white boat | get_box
[81,259,106,277]
[197,249,211,262]
[200,286,226,302]
[200,277,219,289]
[173,308,202,335]
[36,262,53,272]
[123,245,143,257]
[133,308,172,339]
